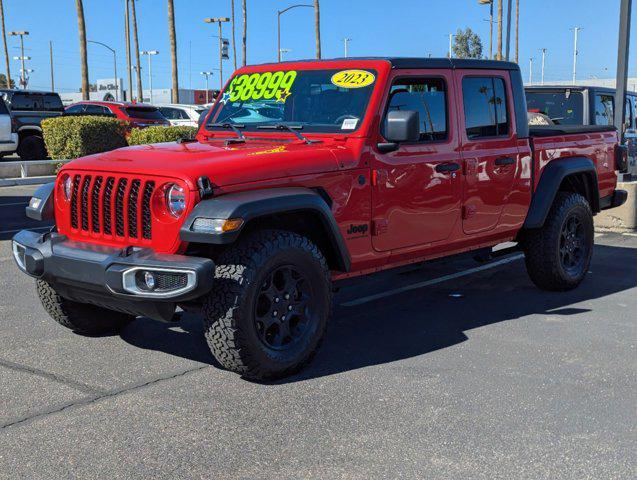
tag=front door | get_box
[455,72,520,235]
[372,71,462,252]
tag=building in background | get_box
[59,78,215,105]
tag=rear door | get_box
[456,71,520,235]
[0,98,11,142]
[371,70,462,252]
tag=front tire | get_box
[36,280,134,335]
[523,192,594,291]
[202,230,332,380]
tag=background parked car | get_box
[0,96,18,157]
[0,89,65,159]
[65,101,170,129]
[158,104,206,127]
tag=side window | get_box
[462,77,509,139]
[65,104,85,114]
[100,106,113,115]
[625,98,634,130]
[386,77,447,141]
[160,107,176,119]
[594,94,614,125]
[83,104,104,115]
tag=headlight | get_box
[63,175,73,201]
[165,184,186,217]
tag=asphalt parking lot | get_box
[0,185,635,479]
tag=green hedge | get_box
[128,126,197,146]
[42,116,128,160]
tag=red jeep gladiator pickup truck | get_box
[13,58,628,380]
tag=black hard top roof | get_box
[254,57,521,71]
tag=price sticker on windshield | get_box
[226,71,298,103]
[331,69,375,89]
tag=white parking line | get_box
[0,226,51,235]
[341,254,525,307]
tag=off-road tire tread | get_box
[523,192,593,291]
[202,230,332,380]
[36,279,133,334]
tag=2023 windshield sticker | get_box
[224,71,298,103]
[331,69,376,89]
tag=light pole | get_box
[343,37,351,57]
[20,68,33,89]
[204,17,230,90]
[88,40,119,101]
[571,26,582,84]
[540,48,547,85]
[447,33,455,58]
[478,0,493,59]
[141,50,158,104]
[279,48,291,61]
[277,4,313,62]
[200,71,213,103]
[529,57,533,84]
[8,31,29,89]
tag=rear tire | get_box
[202,230,332,381]
[523,192,594,291]
[17,135,47,160]
[36,280,134,335]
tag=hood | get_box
[63,139,348,190]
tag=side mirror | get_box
[378,110,420,153]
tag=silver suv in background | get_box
[157,104,206,127]
[0,96,18,157]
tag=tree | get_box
[314,0,321,59]
[230,0,237,71]
[0,1,10,89]
[130,0,143,101]
[0,73,13,88]
[241,0,247,66]
[452,28,483,59]
[497,0,503,60]
[167,0,179,103]
[75,0,89,100]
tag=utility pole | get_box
[540,48,547,85]
[529,57,533,84]
[614,0,632,150]
[141,50,158,103]
[49,41,54,92]
[343,37,351,57]
[204,17,230,90]
[571,26,582,84]
[279,48,291,61]
[124,0,133,101]
[200,71,213,103]
[505,0,512,60]
[8,31,28,89]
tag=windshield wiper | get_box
[207,123,246,143]
[257,124,320,144]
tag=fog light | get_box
[12,241,26,271]
[144,271,156,290]
[192,217,243,234]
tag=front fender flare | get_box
[524,156,599,229]
[180,187,351,272]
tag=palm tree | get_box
[241,0,247,66]
[514,0,519,63]
[313,0,321,59]
[0,0,10,89]
[130,0,143,101]
[230,0,237,71]
[496,0,503,60]
[75,0,89,100]
[167,0,179,103]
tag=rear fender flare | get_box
[524,156,599,229]
[180,187,351,272]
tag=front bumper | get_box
[12,229,215,322]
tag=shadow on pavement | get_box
[119,243,637,382]
[0,196,52,241]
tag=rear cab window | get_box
[462,76,509,138]
[526,89,584,125]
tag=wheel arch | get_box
[523,156,599,230]
[180,187,351,272]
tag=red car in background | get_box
[64,101,170,129]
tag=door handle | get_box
[495,157,516,166]
[435,162,461,173]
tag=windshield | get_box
[208,68,377,133]
[526,90,584,125]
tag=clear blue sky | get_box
[2,0,635,93]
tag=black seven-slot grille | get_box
[69,174,156,241]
